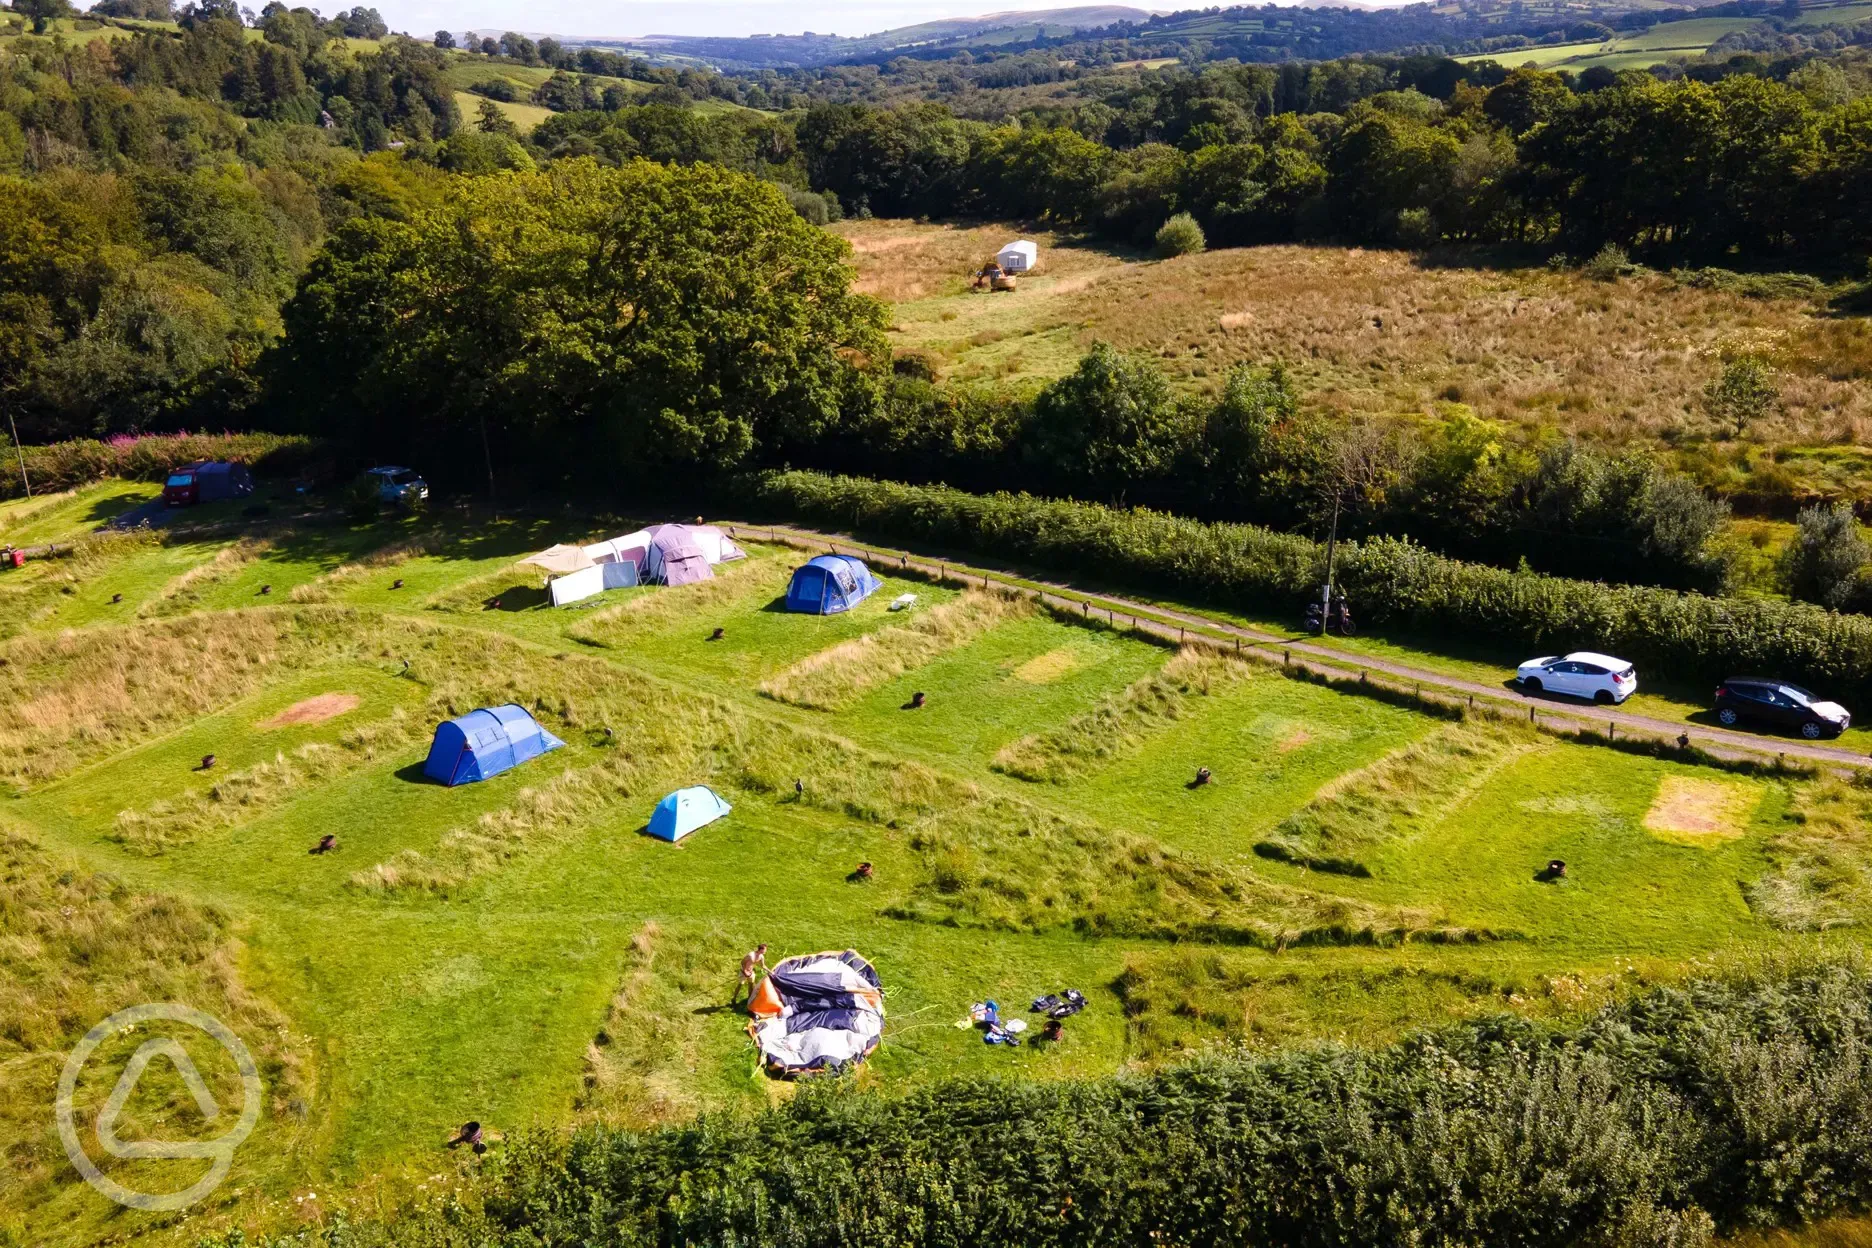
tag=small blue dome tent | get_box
[648,786,732,842]
[785,555,881,615]
[423,704,565,787]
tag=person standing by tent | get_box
[733,943,768,1006]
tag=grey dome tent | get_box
[422,704,564,787]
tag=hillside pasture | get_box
[2,496,1867,1246]
[839,217,1872,469]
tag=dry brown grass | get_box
[1643,775,1759,844]
[994,647,1257,783]
[852,220,1872,448]
[759,590,1032,711]
[1009,647,1081,684]
[0,610,364,789]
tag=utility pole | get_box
[3,395,28,499]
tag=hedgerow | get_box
[0,432,322,502]
[734,471,1872,707]
[231,958,1872,1246]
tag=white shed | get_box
[996,240,1039,273]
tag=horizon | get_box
[350,0,1401,44]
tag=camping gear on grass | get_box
[643,524,745,587]
[889,592,917,611]
[747,949,884,1076]
[785,554,881,614]
[648,786,731,842]
[1031,989,1086,1020]
[423,705,564,787]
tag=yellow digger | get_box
[972,260,1017,292]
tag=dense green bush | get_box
[1153,210,1207,257]
[736,471,1872,705]
[0,432,321,502]
[228,959,1872,1246]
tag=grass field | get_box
[839,218,1872,492]
[6,489,1872,1245]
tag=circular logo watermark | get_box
[56,1003,262,1212]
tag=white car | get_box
[1516,651,1638,704]
[365,465,429,504]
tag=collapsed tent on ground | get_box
[646,524,746,586]
[785,555,881,614]
[748,949,885,1075]
[422,704,565,786]
[647,785,732,842]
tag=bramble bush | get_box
[225,958,1872,1246]
[735,471,1872,706]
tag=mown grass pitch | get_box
[2,485,1866,1245]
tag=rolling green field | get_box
[6,484,1871,1246]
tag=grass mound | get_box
[889,794,1479,949]
[576,922,759,1128]
[1254,722,1535,876]
[288,534,438,603]
[1750,779,1872,930]
[567,555,781,646]
[993,647,1256,783]
[141,536,275,617]
[759,590,1032,710]
[0,609,367,789]
[0,825,309,1226]
[110,707,425,855]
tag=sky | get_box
[383,1,1152,41]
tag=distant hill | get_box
[566,6,1157,68]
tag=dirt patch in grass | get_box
[1644,775,1758,844]
[261,692,361,729]
[1010,647,1082,684]
[1277,727,1314,752]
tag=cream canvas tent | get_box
[996,240,1038,273]
[521,544,595,576]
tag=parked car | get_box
[365,465,428,504]
[1516,652,1638,704]
[1714,678,1850,739]
[163,460,254,507]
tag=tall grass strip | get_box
[141,537,276,617]
[759,590,1031,710]
[1254,722,1535,876]
[993,646,1257,782]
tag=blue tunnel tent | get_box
[785,555,881,615]
[648,786,732,842]
[423,704,565,787]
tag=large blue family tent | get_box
[423,704,565,787]
[785,555,881,615]
[648,786,732,842]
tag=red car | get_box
[162,461,253,507]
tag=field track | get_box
[723,520,1872,773]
